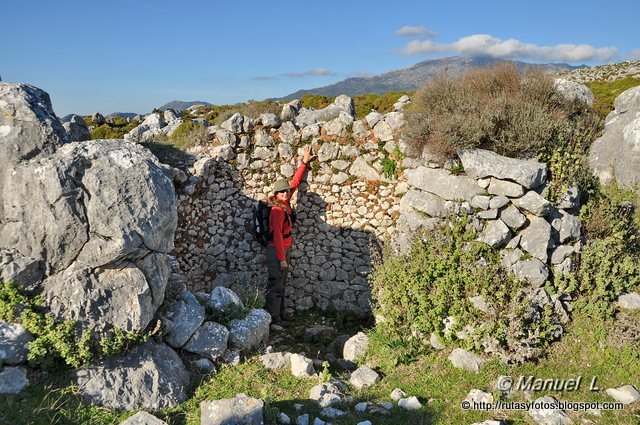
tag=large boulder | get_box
[0,82,67,165]
[76,340,190,410]
[405,167,484,202]
[589,86,640,196]
[554,78,594,105]
[228,309,270,351]
[1,139,177,332]
[459,149,547,189]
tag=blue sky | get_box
[1,0,638,116]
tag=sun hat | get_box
[273,179,292,193]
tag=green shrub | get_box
[572,181,640,319]
[0,280,145,369]
[403,63,593,159]
[353,91,413,118]
[300,94,333,110]
[169,119,209,149]
[90,120,138,140]
[371,217,557,363]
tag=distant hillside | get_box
[159,100,212,111]
[278,56,582,100]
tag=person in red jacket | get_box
[266,145,316,326]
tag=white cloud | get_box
[399,33,617,63]
[395,25,437,37]
[283,68,336,78]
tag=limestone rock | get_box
[448,348,485,372]
[391,388,407,401]
[163,290,206,348]
[405,167,485,202]
[63,114,91,142]
[221,113,244,133]
[349,365,379,389]
[519,216,552,262]
[257,113,281,128]
[76,341,190,410]
[295,95,355,127]
[400,189,449,218]
[0,366,29,394]
[589,86,640,196]
[0,82,67,166]
[511,258,549,287]
[459,149,547,189]
[501,205,527,230]
[554,78,594,105]
[291,353,315,378]
[201,394,264,425]
[0,249,43,290]
[373,120,394,142]
[209,286,244,315]
[512,191,553,217]
[343,331,369,362]
[349,156,381,180]
[261,352,291,370]
[0,321,34,365]
[478,219,512,248]
[184,321,229,359]
[488,178,525,198]
[229,309,271,351]
[528,396,572,425]
[309,382,343,407]
[398,396,422,411]
[119,412,168,425]
[618,292,640,310]
[606,385,640,404]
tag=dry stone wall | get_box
[173,97,409,316]
[172,93,581,319]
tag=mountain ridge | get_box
[277,56,584,100]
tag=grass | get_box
[586,76,640,118]
[2,310,639,424]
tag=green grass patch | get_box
[586,76,640,118]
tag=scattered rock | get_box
[528,396,572,425]
[349,365,380,389]
[76,341,190,410]
[391,387,407,401]
[465,389,494,404]
[261,352,291,371]
[0,321,33,364]
[296,413,309,425]
[201,393,264,425]
[229,309,270,351]
[605,385,640,404]
[617,293,640,310]
[320,406,346,419]
[119,411,168,425]
[343,332,369,362]
[398,396,422,410]
[291,354,315,378]
[0,366,29,394]
[448,348,485,372]
[309,382,343,407]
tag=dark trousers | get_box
[265,245,289,322]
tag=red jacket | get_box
[269,163,307,261]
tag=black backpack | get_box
[252,201,296,247]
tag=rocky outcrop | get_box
[76,341,190,410]
[589,86,640,196]
[63,114,91,141]
[554,78,594,105]
[0,84,179,335]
